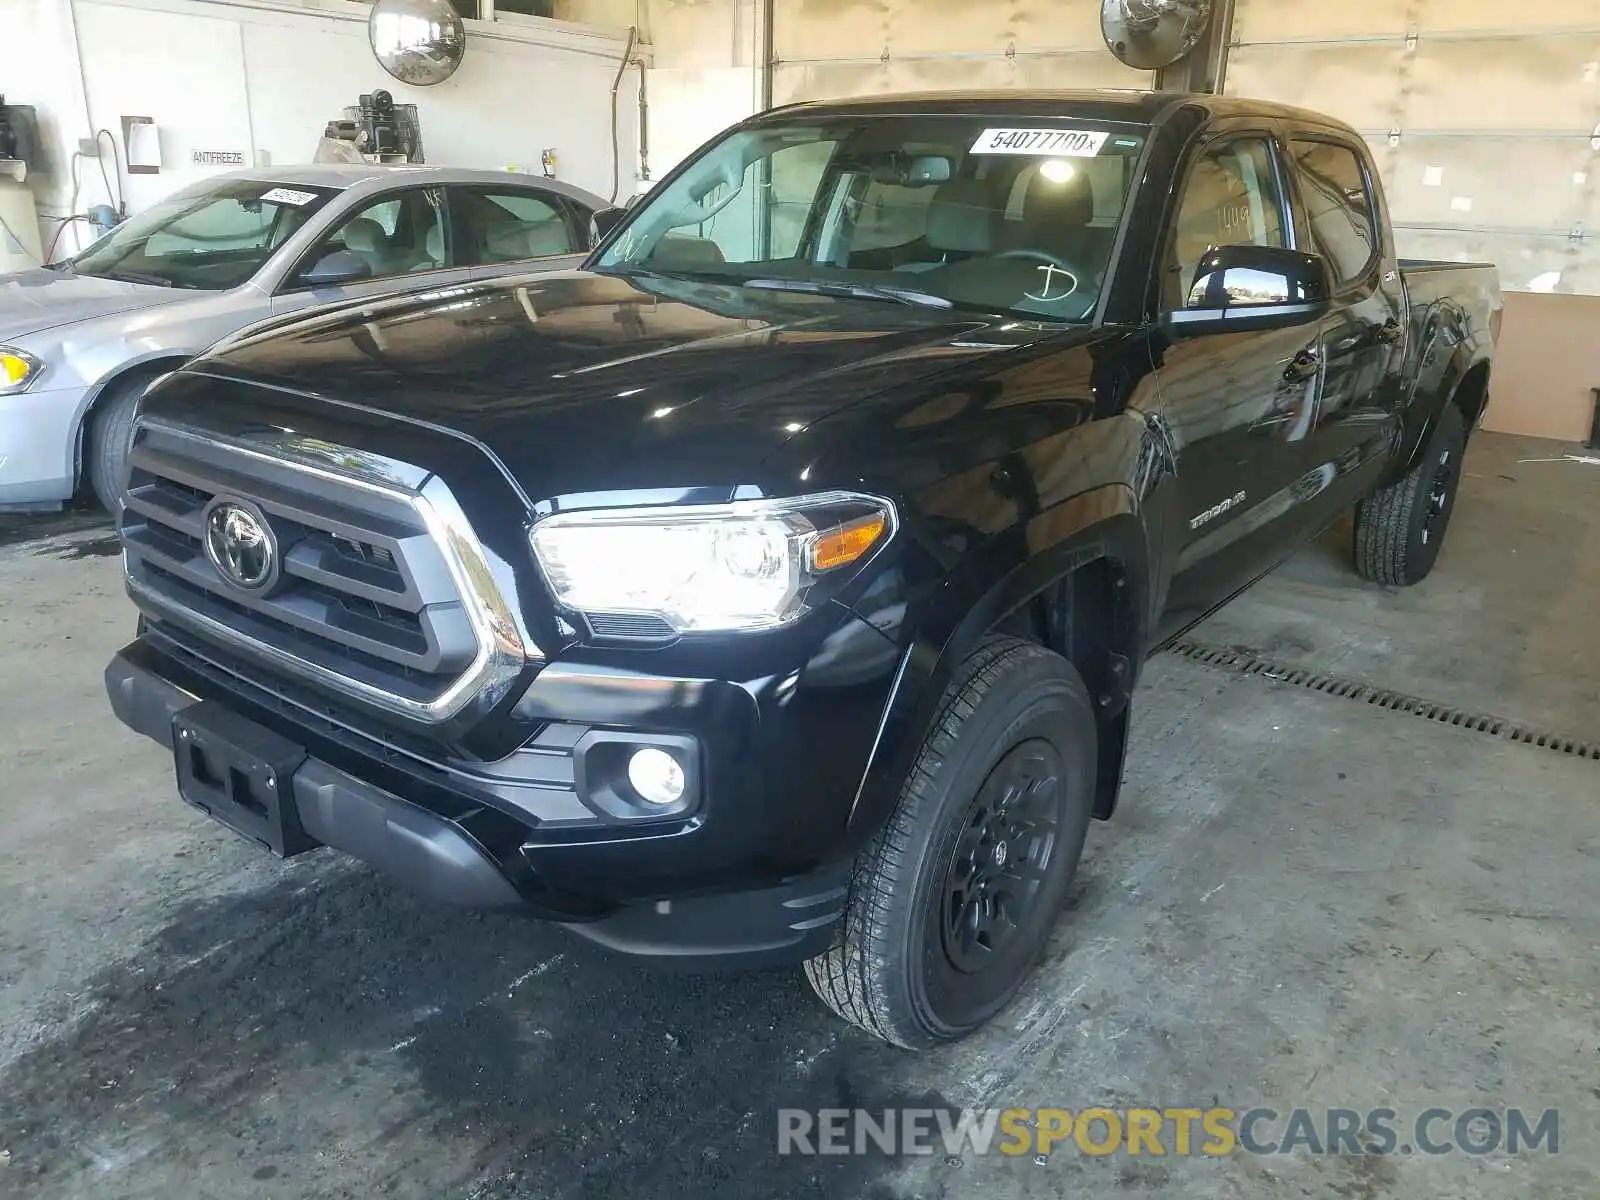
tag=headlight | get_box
[0,347,43,393]
[530,491,895,634]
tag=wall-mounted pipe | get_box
[608,23,638,203]
[759,0,775,110]
[1155,0,1237,94]
[636,55,649,185]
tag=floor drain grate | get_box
[1168,640,1600,763]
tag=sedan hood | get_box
[190,269,1060,501]
[0,268,189,340]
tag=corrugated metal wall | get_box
[1227,0,1600,294]
[771,0,1151,105]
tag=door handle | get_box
[1376,319,1403,345]
[1283,348,1320,381]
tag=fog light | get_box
[627,747,685,806]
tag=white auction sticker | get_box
[970,128,1111,157]
[261,187,319,207]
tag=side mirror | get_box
[1164,245,1332,334]
[589,206,628,247]
[300,249,373,288]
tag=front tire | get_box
[1353,403,1467,586]
[803,635,1097,1049]
[85,372,157,514]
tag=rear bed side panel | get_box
[1391,262,1502,479]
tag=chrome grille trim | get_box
[124,417,538,725]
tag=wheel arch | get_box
[846,487,1150,846]
[1394,296,1494,482]
[70,353,192,490]
[1397,348,1491,478]
[1449,358,1492,432]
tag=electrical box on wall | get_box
[0,100,39,172]
[122,116,161,173]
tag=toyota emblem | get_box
[202,499,279,593]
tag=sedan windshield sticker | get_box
[970,128,1111,156]
[261,187,319,207]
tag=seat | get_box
[897,179,996,272]
[1008,171,1113,278]
[409,223,444,272]
[482,218,574,263]
[648,233,727,269]
[341,217,401,276]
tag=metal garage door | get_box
[771,0,1152,105]
[1226,0,1600,294]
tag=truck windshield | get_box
[67,179,338,290]
[597,116,1147,321]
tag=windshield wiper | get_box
[100,270,175,288]
[601,264,973,314]
[742,277,953,309]
[595,263,729,285]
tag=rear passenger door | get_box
[1286,134,1407,510]
[447,186,588,281]
[1151,125,1329,638]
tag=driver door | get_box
[1151,126,1329,640]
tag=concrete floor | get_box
[0,432,1595,1199]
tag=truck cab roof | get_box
[758,89,1363,137]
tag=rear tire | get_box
[803,635,1097,1049]
[85,371,158,514]
[1353,403,1467,586]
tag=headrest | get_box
[342,217,388,253]
[924,180,996,253]
[484,219,572,262]
[649,234,726,267]
[1020,172,1094,233]
[424,223,443,261]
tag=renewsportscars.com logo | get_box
[777,1106,1560,1159]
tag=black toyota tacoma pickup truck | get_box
[106,91,1500,1048]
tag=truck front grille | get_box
[121,418,530,724]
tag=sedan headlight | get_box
[530,491,895,633]
[0,347,43,393]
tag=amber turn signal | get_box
[809,513,888,572]
[0,350,39,389]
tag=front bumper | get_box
[106,620,898,965]
[0,383,89,507]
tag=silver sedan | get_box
[0,164,606,511]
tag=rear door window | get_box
[450,188,580,265]
[1291,140,1379,286]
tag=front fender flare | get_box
[845,485,1149,844]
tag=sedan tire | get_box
[86,370,160,514]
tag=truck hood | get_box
[191,269,1063,502]
[0,268,190,340]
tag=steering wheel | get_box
[994,248,1084,304]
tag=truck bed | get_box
[1398,258,1504,366]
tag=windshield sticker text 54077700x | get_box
[970,128,1110,157]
